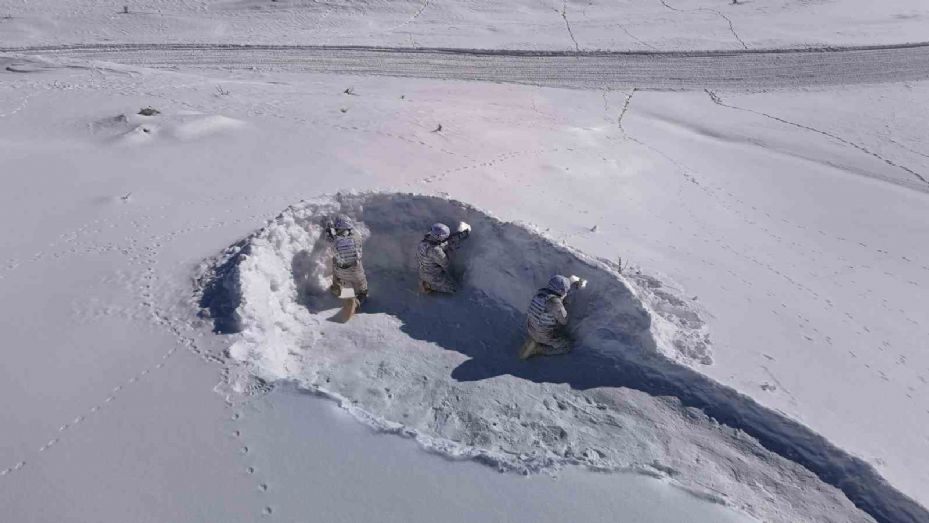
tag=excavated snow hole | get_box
[196,193,925,523]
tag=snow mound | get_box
[197,193,925,523]
[91,110,244,145]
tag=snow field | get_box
[3,55,928,522]
[2,0,928,51]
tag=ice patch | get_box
[197,193,924,523]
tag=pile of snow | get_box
[196,192,927,522]
[91,109,245,145]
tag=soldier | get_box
[324,214,368,305]
[520,274,586,359]
[417,221,471,294]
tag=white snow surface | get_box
[239,385,753,523]
[3,37,929,523]
[1,0,928,51]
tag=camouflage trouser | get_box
[527,323,572,356]
[332,259,368,295]
[420,270,457,294]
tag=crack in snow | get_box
[658,0,748,50]
[617,88,637,133]
[618,23,659,51]
[619,122,912,346]
[622,96,925,268]
[559,1,581,52]
[705,89,929,187]
[385,0,432,32]
[887,136,929,161]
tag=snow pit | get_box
[197,193,925,523]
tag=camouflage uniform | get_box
[417,224,467,294]
[329,228,367,298]
[417,239,457,293]
[526,289,571,355]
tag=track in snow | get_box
[4,43,929,89]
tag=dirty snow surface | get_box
[3,2,929,523]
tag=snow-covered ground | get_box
[2,3,928,523]
[1,0,928,50]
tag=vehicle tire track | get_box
[5,42,929,90]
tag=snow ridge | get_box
[197,193,927,523]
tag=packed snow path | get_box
[199,193,928,523]
[5,42,929,89]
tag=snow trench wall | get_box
[199,191,660,368]
[197,193,927,523]
[359,192,656,354]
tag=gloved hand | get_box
[569,275,588,290]
[455,221,472,240]
[323,219,336,240]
